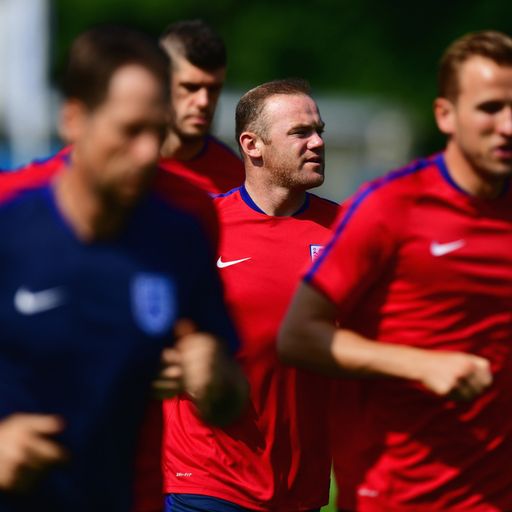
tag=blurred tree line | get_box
[53,0,512,153]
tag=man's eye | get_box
[183,84,200,93]
[125,125,141,137]
[478,102,504,114]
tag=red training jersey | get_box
[158,135,244,195]
[307,154,512,512]
[163,185,338,511]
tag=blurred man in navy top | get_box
[0,25,244,512]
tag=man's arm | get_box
[0,414,67,492]
[278,282,492,401]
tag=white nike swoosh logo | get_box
[14,287,67,315]
[430,240,466,257]
[216,257,251,269]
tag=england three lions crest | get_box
[131,273,175,336]
[310,244,324,262]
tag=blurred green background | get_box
[52,0,512,155]
[47,0,512,202]
[3,0,512,199]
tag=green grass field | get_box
[320,474,337,512]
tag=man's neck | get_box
[53,167,129,242]
[444,143,508,199]
[160,131,207,161]
[243,178,307,217]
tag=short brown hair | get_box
[235,78,311,146]
[62,25,169,109]
[438,30,512,101]
[160,19,226,71]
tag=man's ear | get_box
[239,131,263,159]
[433,97,456,136]
[59,99,88,144]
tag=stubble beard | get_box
[463,142,512,182]
[268,159,325,191]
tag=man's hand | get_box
[414,351,492,401]
[0,414,67,493]
[174,319,224,401]
[173,319,248,426]
[151,347,184,399]
[151,321,224,401]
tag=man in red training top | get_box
[163,79,339,512]
[279,30,512,512]
[158,19,244,193]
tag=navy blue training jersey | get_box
[0,185,238,512]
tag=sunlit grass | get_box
[320,473,337,512]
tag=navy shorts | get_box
[165,493,320,512]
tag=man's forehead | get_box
[451,56,512,106]
[458,56,512,87]
[99,65,166,115]
[263,94,321,121]
[108,65,163,95]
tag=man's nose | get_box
[308,132,324,149]
[497,105,512,137]
[194,88,209,109]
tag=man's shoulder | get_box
[211,186,244,214]
[363,156,438,197]
[153,167,217,219]
[158,137,244,195]
[9,146,71,173]
[299,193,340,227]
[321,155,442,240]
[153,166,212,202]
[206,135,242,162]
[152,168,219,245]
[0,147,70,202]
[0,183,49,210]
[345,155,440,213]
[211,186,242,202]
[307,193,340,212]
[0,186,52,240]
[203,136,245,178]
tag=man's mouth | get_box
[187,114,209,125]
[493,143,512,159]
[305,156,323,165]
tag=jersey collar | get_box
[435,152,510,199]
[240,185,310,216]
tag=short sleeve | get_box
[305,184,398,320]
